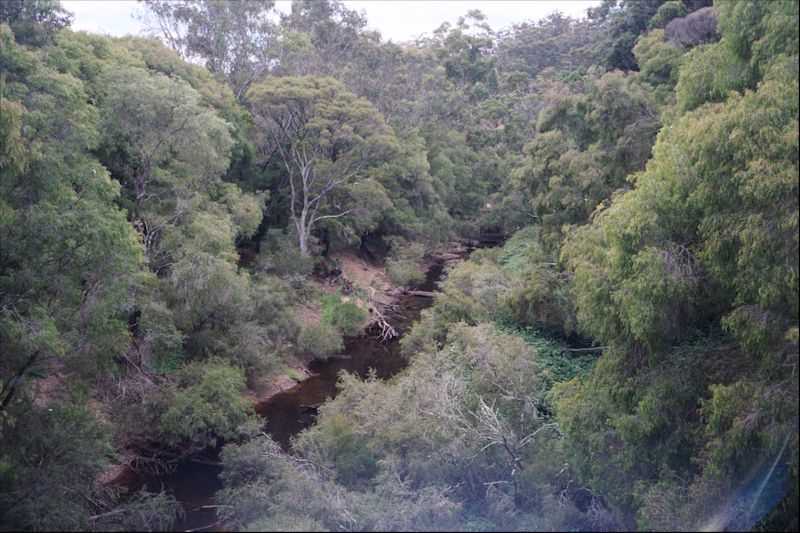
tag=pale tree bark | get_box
[250,77,395,255]
[264,105,373,255]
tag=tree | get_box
[556,3,798,525]
[99,65,234,263]
[0,0,72,46]
[665,6,717,47]
[0,401,180,532]
[160,361,255,449]
[588,0,665,71]
[248,76,397,255]
[433,11,497,89]
[512,68,658,250]
[140,0,278,100]
[1,25,145,415]
[496,13,600,77]
[280,0,367,76]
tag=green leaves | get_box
[160,361,254,448]
[554,5,799,527]
[1,28,145,392]
[298,320,343,359]
[321,293,368,337]
[514,68,659,251]
[248,75,399,254]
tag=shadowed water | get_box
[135,256,456,532]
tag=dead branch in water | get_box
[373,310,397,341]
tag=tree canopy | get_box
[0,0,797,531]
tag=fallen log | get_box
[327,354,353,361]
[404,290,435,298]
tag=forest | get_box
[0,0,797,531]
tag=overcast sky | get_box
[62,1,600,43]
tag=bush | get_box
[399,307,448,358]
[433,257,509,325]
[505,266,577,337]
[298,320,343,359]
[321,293,368,336]
[160,361,254,448]
[384,237,425,286]
[324,416,378,487]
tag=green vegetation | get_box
[285,368,303,382]
[298,320,344,359]
[321,294,368,337]
[159,361,255,449]
[220,324,584,531]
[1,0,797,531]
[384,237,426,286]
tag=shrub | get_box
[385,237,425,285]
[160,361,254,448]
[505,266,577,337]
[321,294,368,336]
[298,320,343,359]
[433,257,509,325]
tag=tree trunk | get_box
[298,225,309,255]
[321,228,331,258]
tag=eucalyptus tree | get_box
[0,0,72,46]
[0,25,145,413]
[140,0,279,100]
[99,65,234,265]
[279,0,367,76]
[248,76,397,255]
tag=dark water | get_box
[129,256,455,532]
[145,462,225,532]
[255,260,443,449]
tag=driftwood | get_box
[403,290,435,298]
[374,311,397,341]
[327,354,353,361]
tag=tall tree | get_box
[140,0,278,99]
[0,0,72,46]
[281,0,367,74]
[248,76,397,255]
[99,66,234,264]
[0,25,144,414]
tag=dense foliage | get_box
[1,0,797,531]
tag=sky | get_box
[62,0,601,43]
